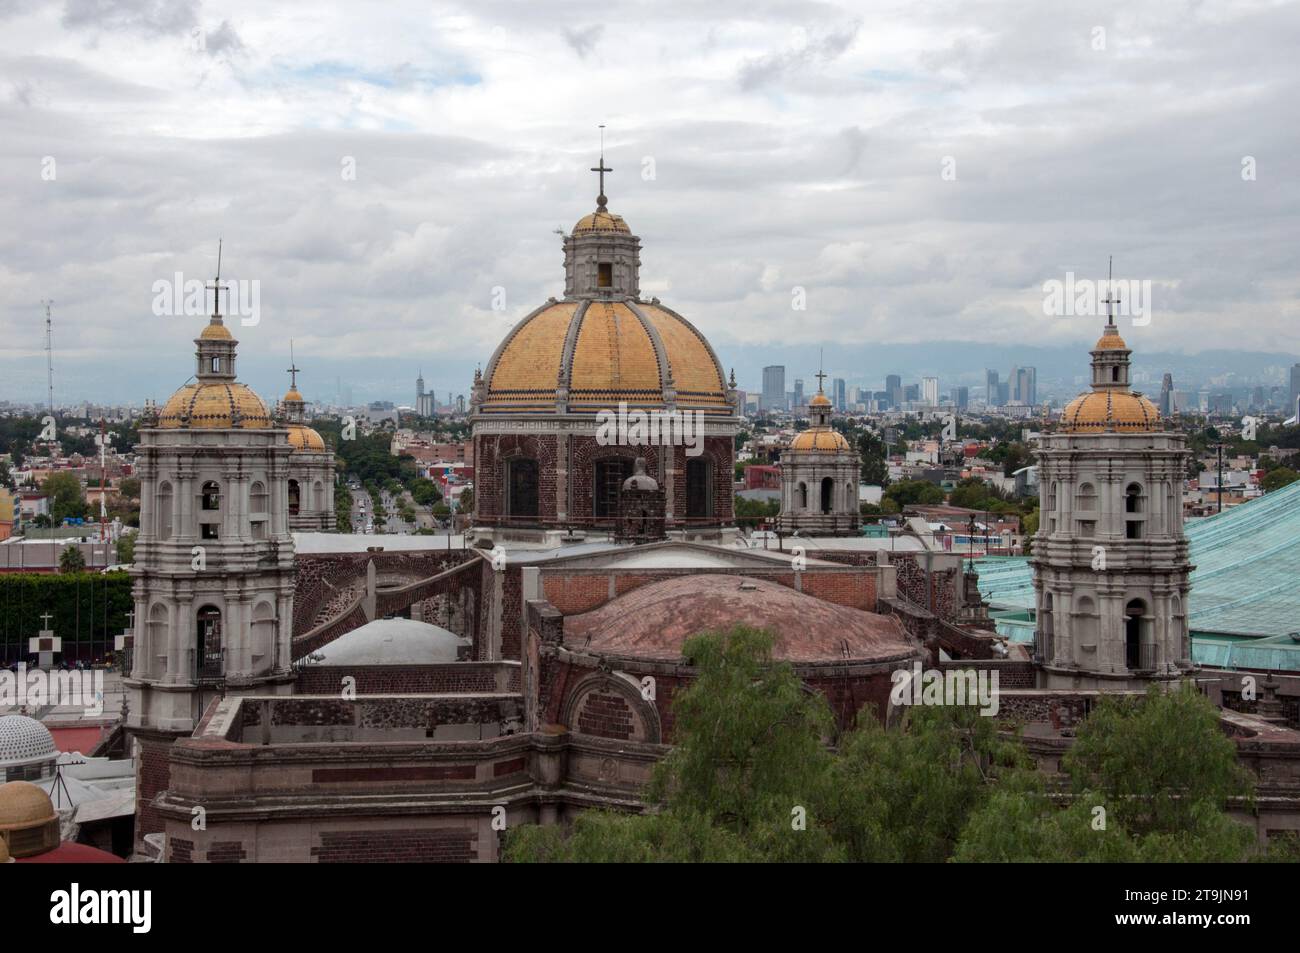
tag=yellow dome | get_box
[286,423,326,451]
[789,429,852,452]
[158,382,273,429]
[1061,390,1160,432]
[809,393,832,408]
[0,781,56,830]
[1093,327,1128,350]
[573,210,630,235]
[199,322,234,341]
[283,388,305,404]
[480,299,731,415]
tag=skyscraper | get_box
[886,374,902,409]
[761,365,785,411]
[793,379,805,408]
[953,385,969,410]
[985,369,1000,407]
[1159,373,1174,417]
[922,376,939,406]
[833,378,847,412]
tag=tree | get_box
[884,479,943,509]
[115,534,135,564]
[42,472,88,523]
[117,477,141,500]
[1261,467,1299,492]
[955,684,1257,862]
[458,488,475,512]
[856,431,889,487]
[59,546,86,573]
[506,626,840,862]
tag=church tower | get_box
[1032,274,1193,688]
[126,251,297,846]
[775,368,860,536]
[279,349,336,531]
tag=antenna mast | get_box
[41,299,54,413]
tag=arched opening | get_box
[251,601,276,674]
[313,481,325,511]
[797,482,808,510]
[288,479,301,516]
[1125,599,1148,670]
[594,458,632,519]
[506,458,539,519]
[157,481,173,540]
[686,458,712,519]
[1074,595,1097,663]
[143,603,168,679]
[1125,483,1144,539]
[250,481,268,514]
[1076,482,1097,510]
[196,605,223,680]
[820,477,834,514]
[201,481,221,511]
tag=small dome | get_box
[0,781,57,829]
[789,429,852,452]
[1061,390,1160,432]
[199,322,234,341]
[0,716,56,768]
[809,392,832,408]
[283,388,305,404]
[286,423,326,452]
[573,210,630,235]
[159,382,273,429]
[1093,327,1128,350]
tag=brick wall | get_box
[134,734,175,848]
[295,663,517,696]
[574,690,635,740]
[311,828,477,863]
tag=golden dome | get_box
[1061,390,1160,432]
[283,388,304,404]
[789,428,852,452]
[158,382,273,429]
[0,781,57,830]
[480,299,731,415]
[286,423,326,452]
[809,392,832,408]
[573,210,630,235]
[199,322,234,341]
[1093,326,1128,350]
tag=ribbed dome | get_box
[809,392,832,408]
[286,423,326,452]
[1061,390,1160,432]
[1093,327,1128,350]
[0,716,56,768]
[199,322,234,341]
[0,781,57,828]
[480,299,731,415]
[789,429,852,452]
[159,382,274,430]
[573,210,630,234]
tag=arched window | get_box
[201,481,221,511]
[157,481,173,540]
[1076,482,1097,511]
[288,479,301,516]
[798,482,808,510]
[506,458,539,519]
[1125,599,1149,670]
[196,605,223,680]
[142,603,169,679]
[820,477,834,514]
[250,481,268,514]
[1074,595,1098,657]
[686,458,712,519]
[1125,483,1145,539]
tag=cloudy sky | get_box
[1,0,1298,406]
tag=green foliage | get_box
[733,495,779,526]
[114,534,135,564]
[955,684,1258,862]
[856,430,889,487]
[0,572,134,647]
[59,546,86,573]
[458,487,474,513]
[42,471,88,522]
[884,479,943,508]
[334,482,352,534]
[1261,467,1299,492]
[409,477,442,507]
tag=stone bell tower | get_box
[1032,271,1193,689]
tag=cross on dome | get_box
[590,124,612,210]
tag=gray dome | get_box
[0,715,57,768]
